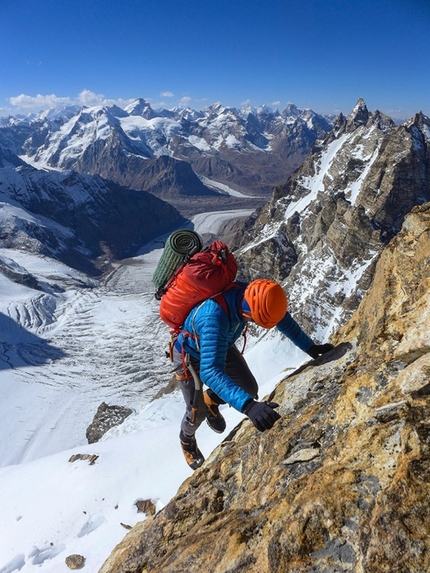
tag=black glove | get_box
[307,343,334,359]
[243,400,281,432]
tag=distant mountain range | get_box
[1,97,429,315]
[0,99,333,206]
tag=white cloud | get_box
[9,93,73,109]
[7,90,135,113]
[160,91,174,98]
[178,96,192,107]
[76,90,136,109]
[76,89,107,107]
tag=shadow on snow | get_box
[0,312,66,370]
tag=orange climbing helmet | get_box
[242,279,288,328]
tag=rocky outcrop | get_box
[65,554,85,570]
[237,229,298,283]
[235,101,430,339]
[99,203,430,573]
[0,257,42,290]
[86,402,133,444]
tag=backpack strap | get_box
[212,282,242,315]
[212,293,229,315]
[239,323,248,355]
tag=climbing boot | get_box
[179,431,205,470]
[203,391,226,433]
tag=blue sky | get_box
[1,0,429,119]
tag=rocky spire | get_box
[347,97,369,127]
[411,110,430,131]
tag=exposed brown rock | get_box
[86,402,133,444]
[68,454,99,466]
[98,204,430,572]
[65,554,85,569]
[135,499,156,516]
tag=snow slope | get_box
[0,210,309,573]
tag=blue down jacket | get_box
[176,283,314,413]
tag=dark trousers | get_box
[172,345,258,437]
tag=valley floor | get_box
[167,191,265,218]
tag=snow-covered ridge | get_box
[1,97,337,198]
[0,158,183,281]
[3,98,332,170]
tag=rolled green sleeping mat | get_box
[152,229,203,292]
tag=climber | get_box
[173,278,333,470]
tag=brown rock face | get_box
[99,204,430,572]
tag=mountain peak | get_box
[125,98,157,119]
[206,102,232,116]
[411,111,430,128]
[283,102,301,117]
[348,97,369,125]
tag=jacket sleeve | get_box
[276,312,314,352]
[194,305,254,413]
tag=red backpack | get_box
[158,240,238,330]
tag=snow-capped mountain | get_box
[234,99,430,340]
[2,99,333,203]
